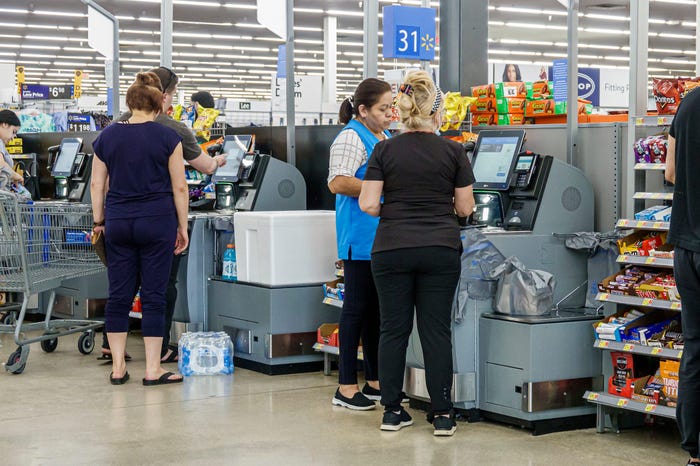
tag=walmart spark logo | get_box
[421,33,435,52]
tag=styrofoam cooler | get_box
[233,210,337,286]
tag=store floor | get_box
[0,333,688,465]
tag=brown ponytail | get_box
[338,78,391,125]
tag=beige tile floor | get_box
[0,332,689,466]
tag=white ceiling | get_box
[0,0,697,103]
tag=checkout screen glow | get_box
[473,137,520,185]
[215,137,248,180]
[54,141,80,175]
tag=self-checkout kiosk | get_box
[404,129,602,433]
[47,138,93,203]
[176,141,334,375]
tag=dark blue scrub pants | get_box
[674,246,700,459]
[104,214,177,338]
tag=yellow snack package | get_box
[441,93,478,132]
[193,104,220,141]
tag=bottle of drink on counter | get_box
[222,244,237,281]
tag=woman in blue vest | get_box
[327,78,393,410]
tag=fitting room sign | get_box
[271,75,323,112]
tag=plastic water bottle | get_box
[178,332,234,376]
[222,244,237,281]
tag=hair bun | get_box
[135,72,163,92]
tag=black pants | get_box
[338,259,380,385]
[161,252,183,356]
[372,246,461,414]
[674,247,700,458]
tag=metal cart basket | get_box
[0,192,105,374]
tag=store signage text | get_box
[21,84,74,100]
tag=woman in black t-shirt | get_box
[359,70,475,436]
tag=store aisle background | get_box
[0,333,686,465]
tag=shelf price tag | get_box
[587,393,599,401]
[642,298,653,306]
[671,302,682,310]
[678,350,683,358]
[636,117,644,125]
[651,348,662,355]
[652,222,663,229]
[645,404,657,412]
[645,258,655,265]
[617,399,629,407]
[623,344,634,351]
[618,220,629,227]
[599,293,610,301]
[658,117,668,125]
[597,340,609,348]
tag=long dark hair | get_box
[338,78,392,124]
[502,64,522,82]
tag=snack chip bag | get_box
[440,93,478,132]
[193,104,220,141]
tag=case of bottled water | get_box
[178,331,234,376]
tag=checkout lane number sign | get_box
[383,5,436,61]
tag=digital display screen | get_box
[52,139,82,177]
[516,155,534,171]
[211,135,251,183]
[472,136,520,187]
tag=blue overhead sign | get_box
[21,84,74,100]
[382,5,436,60]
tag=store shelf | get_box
[595,292,681,311]
[633,192,673,201]
[322,296,343,308]
[593,339,683,360]
[616,219,669,231]
[634,163,666,171]
[583,391,676,419]
[616,255,674,268]
[634,115,674,127]
[129,312,142,319]
[313,342,363,360]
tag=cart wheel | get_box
[78,332,95,355]
[1,312,13,325]
[41,337,59,353]
[6,348,26,374]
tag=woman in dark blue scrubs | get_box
[91,72,189,386]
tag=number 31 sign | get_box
[382,5,436,61]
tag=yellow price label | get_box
[642,298,653,306]
[658,117,667,125]
[598,341,609,348]
[617,399,629,407]
[645,404,657,412]
[636,118,644,125]
[652,193,661,199]
[678,350,683,359]
[651,348,662,355]
[671,302,682,310]
[623,344,634,351]
[645,258,655,264]
[587,393,599,401]
[619,220,629,226]
[653,222,663,229]
[599,293,610,301]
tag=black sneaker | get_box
[332,388,376,411]
[380,408,413,431]
[433,415,457,436]
[361,384,410,403]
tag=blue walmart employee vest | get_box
[335,119,390,261]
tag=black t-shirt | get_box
[364,132,475,253]
[668,91,700,252]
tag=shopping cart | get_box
[0,191,105,374]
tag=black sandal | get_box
[160,349,178,363]
[142,372,183,386]
[97,351,132,361]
